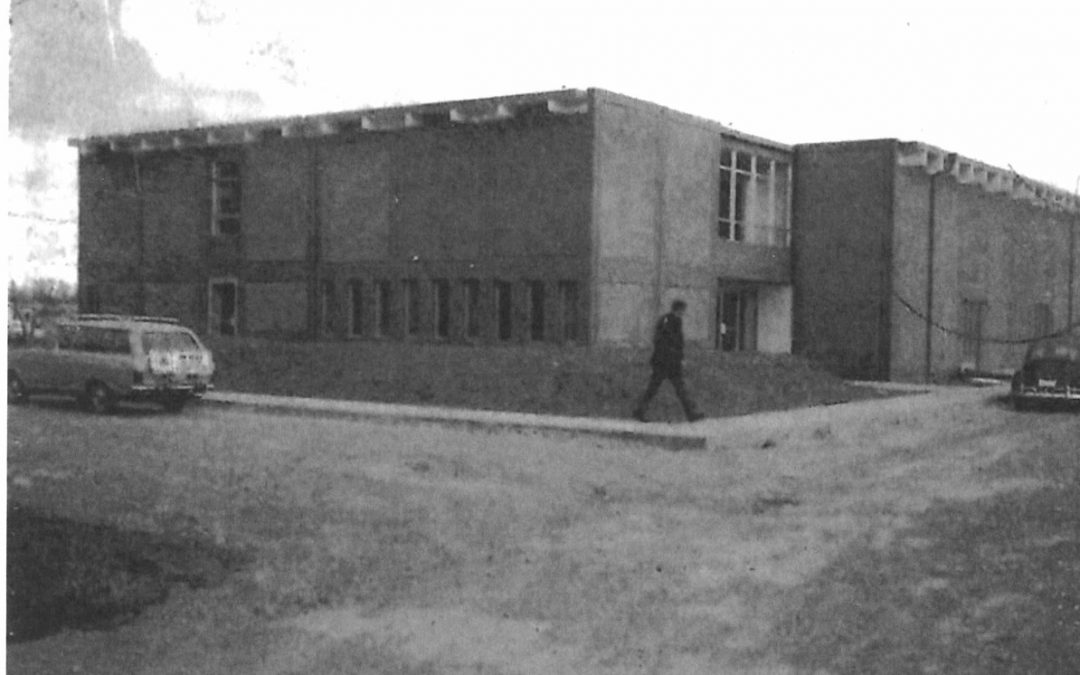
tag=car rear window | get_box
[142,331,201,352]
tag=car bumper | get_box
[129,382,213,399]
[1012,386,1080,401]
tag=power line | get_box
[893,290,1079,345]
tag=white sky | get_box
[117,0,1080,191]
[4,0,1080,285]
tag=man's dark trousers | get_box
[636,362,698,420]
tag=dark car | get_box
[1010,334,1080,410]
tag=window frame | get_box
[717,145,791,246]
[211,159,242,236]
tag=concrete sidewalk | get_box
[202,382,1007,452]
[202,391,711,450]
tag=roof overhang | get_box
[897,141,1079,214]
[68,89,591,156]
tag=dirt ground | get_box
[6,388,1080,674]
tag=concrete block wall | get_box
[893,168,1079,379]
[792,140,895,380]
[591,90,792,348]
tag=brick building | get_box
[794,140,1079,381]
[71,88,1079,381]
[72,88,794,353]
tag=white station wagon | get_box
[8,314,215,413]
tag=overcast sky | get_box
[5,0,1080,284]
[116,0,1080,190]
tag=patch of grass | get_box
[771,437,1080,674]
[6,504,250,643]
[206,338,889,419]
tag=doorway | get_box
[716,284,757,352]
[209,279,238,336]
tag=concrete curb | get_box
[202,383,1008,453]
[202,392,709,451]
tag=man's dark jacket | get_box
[649,312,684,373]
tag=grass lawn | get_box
[206,338,890,420]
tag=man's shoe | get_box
[687,412,705,422]
[632,409,648,423]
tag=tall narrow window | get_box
[320,279,336,336]
[403,279,420,336]
[558,280,580,343]
[209,278,238,336]
[211,160,241,235]
[528,281,545,341]
[377,280,393,337]
[960,299,988,369]
[494,280,513,341]
[348,280,364,337]
[432,279,450,339]
[1033,302,1053,340]
[464,279,481,339]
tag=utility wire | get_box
[893,290,1080,345]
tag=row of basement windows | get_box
[211,151,792,247]
[325,278,583,343]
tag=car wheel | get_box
[8,371,29,404]
[84,382,115,414]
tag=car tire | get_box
[8,371,29,404]
[84,382,115,414]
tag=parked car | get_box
[1010,334,1080,410]
[8,314,214,413]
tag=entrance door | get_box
[209,279,238,336]
[716,285,757,352]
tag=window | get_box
[558,280,580,343]
[718,149,790,246]
[320,279,336,336]
[528,281,545,341]
[211,160,242,235]
[716,286,757,352]
[376,280,393,337]
[960,299,988,369]
[209,279,238,336]
[432,279,450,339]
[403,278,420,336]
[494,280,513,341]
[1033,302,1053,339]
[348,280,364,337]
[142,331,199,353]
[464,279,482,339]
[75,327,130,354]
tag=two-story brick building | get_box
[71,88,1079,381]
[72,88,794,353]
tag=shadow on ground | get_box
[770,424,1080,674]
[6,504,250,643]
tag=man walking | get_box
[633,299,705,422]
